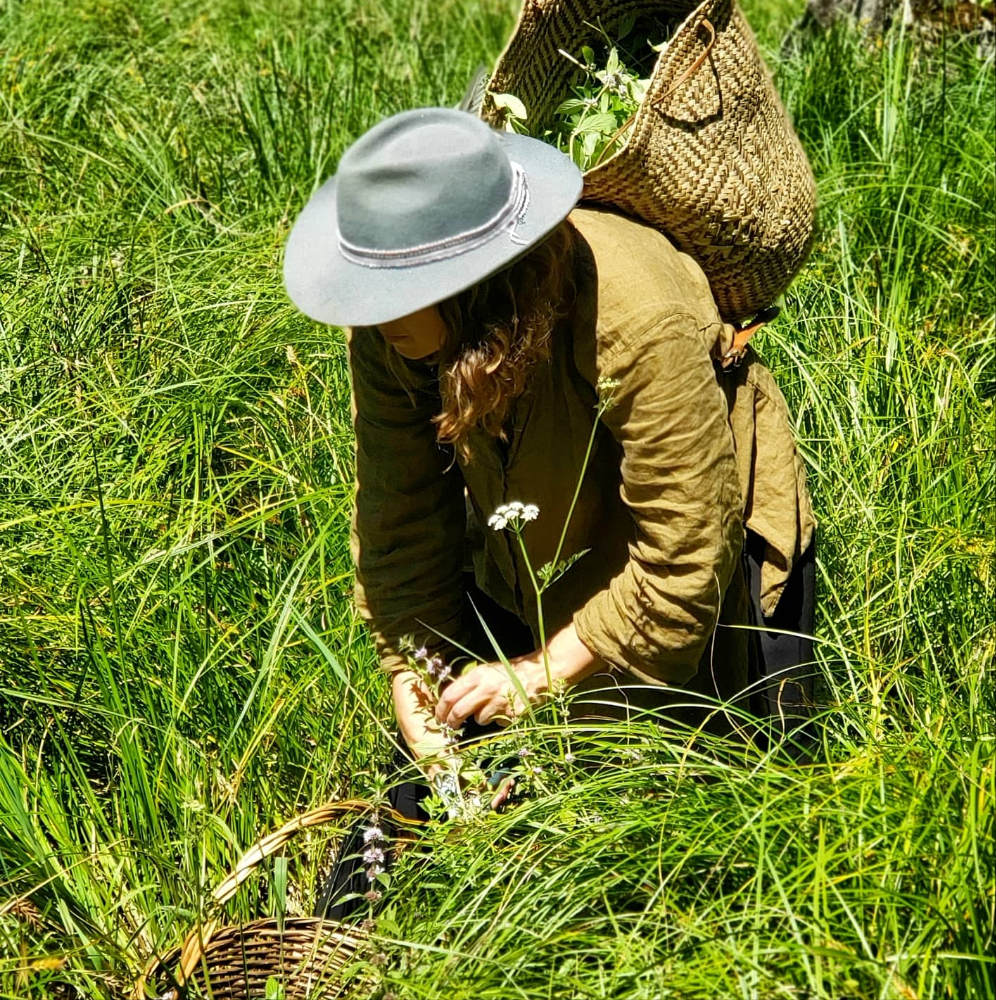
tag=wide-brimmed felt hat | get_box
[283,107,583,328]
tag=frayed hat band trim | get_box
[337,162,531,269]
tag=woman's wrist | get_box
[516,621,606,700]
[405,718,463,780]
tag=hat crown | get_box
[336,109,516,256]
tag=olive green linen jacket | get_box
[348,206,814,708]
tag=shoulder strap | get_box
[721,306,780,370]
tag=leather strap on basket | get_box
[721,306,780,369]
[652,17,716,110]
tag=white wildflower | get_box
[362,825,384,844]
[599,70,625,93]
[440,723,462,746]
[488,501,540,530]
[363,845,385,864]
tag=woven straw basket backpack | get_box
[481,0,817,322]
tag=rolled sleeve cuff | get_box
[365,610,471,675]
[573,591,704,688]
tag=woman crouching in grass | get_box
[283,108,816,915]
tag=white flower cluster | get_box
[413,645,451,683]
[487,501,540,531]
[597,69,626,95]
[439,722,462,747]
[362,823,388,882]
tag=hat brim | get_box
[283,131,583,328]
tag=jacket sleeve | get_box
[348,329,468,673]
[572,316,743,686]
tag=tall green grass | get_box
[0,0,993,997]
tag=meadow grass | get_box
[0,0,993,997]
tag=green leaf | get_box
[617,11,638,38]
[272,855,287,930]
[490,92,528,120]
[538,550,591,588]
[554,98,590,116]
[580,45,595,67]
[576,112,619,135]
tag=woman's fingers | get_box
[443,689,492,729]
[474,697,517,727]
[434,673,475,723]
[435,662,523,728]
[490,775,515,811]
[435,664,498,721]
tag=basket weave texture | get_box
[138,801,419,1000]
[149,918,367,1000]
[482,0,818,320]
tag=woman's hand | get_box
[434,659,544,729]
[434,621,607,729]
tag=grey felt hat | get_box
[283,107,583,328]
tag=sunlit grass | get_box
[0,0,993,997]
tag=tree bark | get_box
[789,0,994,48]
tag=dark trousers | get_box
[314,740,429,921]
[317,538,817,919]
[316,718,512,920]
[745,529,817,753]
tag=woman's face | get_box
[378,305,448,360]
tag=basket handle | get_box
[651,18,717,112]
[140,799,423,996]
[207,800,420,908]
[720,306,781,369]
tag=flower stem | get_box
[547,395,611,593]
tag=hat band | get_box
[337,162,531,270]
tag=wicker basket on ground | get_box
[482,0,818,321]
[135,800,419,1000]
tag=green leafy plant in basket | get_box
[492,22,668,172]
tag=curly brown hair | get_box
[432,219,579,460]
